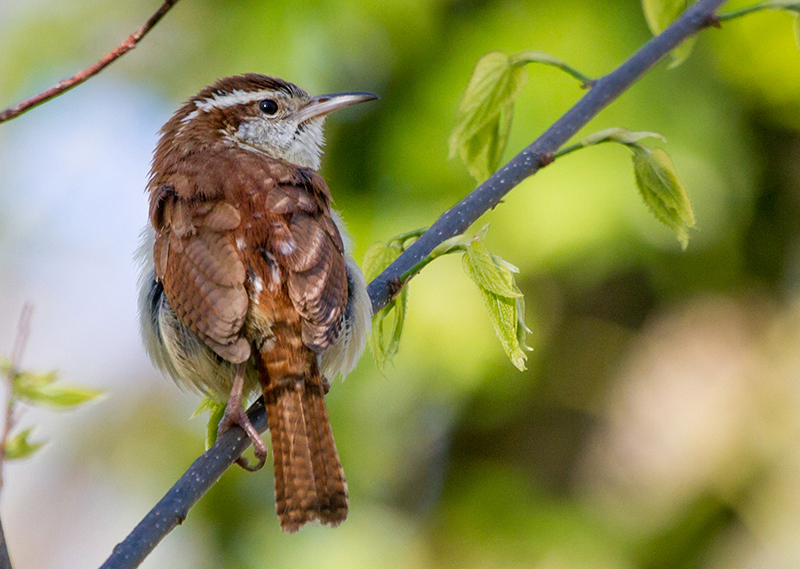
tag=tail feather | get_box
[302,381,348,524]
[264,375,348,533]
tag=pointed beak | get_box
[295,91,378,123]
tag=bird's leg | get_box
[218,363,268,472]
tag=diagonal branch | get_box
[99,1,728,567]
[367,0,725,313]
[0,0,181,125]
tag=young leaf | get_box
[12,370,57,391]
[369,286,408,374]
[460,103,515,183]
[463,240,530,371]
[580,127,666,147]
[193,397,227,451]
[631,146,695,249]
[190,396,219,419]
[0,357,11,376]
[363,241,407,372]
[641,0,697,67]
[450,52,528,182]
[191,396,227,450]
[462,240,522,298]
[5,427,45,460]
[362,241,400,283]
[14,371,102,408]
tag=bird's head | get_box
[160,73,377,170]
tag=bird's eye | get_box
[258,99,278,115]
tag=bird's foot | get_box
[218,365,267,472]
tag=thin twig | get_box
[0,303,34,492]
[8,304,33,372]
[0,0,181,124]
[0,302,34,569]
[98,1,728,567]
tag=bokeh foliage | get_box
[2,0,800,567]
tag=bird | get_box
[137,73,376,533]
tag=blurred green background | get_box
[1,0,799,567]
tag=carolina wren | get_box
[137,74,375,532]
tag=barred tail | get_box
[263,372,348,533]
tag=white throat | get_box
[235,116,326,170]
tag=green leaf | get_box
[641,0,696,67]
[463,241,522,298]
[580,127,666,147]
[12,370,57,390]
[364,241,407,373]
[470,284,528,372]
[191,397,227,450]
[463,240,530,371]
[460,103,515,183]
[14,371,102,408]
[369,285,408,373]
[632,146,695,249]
[207,402,227,450]
[450,51,528,182]
[5,427,44,460]
[362,241,400,283]
[0,357,11,376]
[190,396,218,419]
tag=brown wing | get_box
[152,188,251,363]
[262,164,348,354]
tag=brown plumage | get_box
[139,74,376,532]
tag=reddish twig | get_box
[0,0,181,124]
[8,303,33,373]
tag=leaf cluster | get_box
[0,357,102,461]
[461,231,531,371]
[363,236,414,373]
[364,226,530,372]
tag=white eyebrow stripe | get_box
[195,89,278,111]
[178,89,280,129]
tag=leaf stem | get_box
[397,243,467,284]
[389,227,428,248]
[716,0,800,21]
[551,141,588,160]
[0,303,33,494]
[510,51,595,86]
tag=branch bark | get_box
[100,1,728,567]
[0,0,181,124]
[0,518,12,569]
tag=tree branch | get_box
[99,399,268,569]
[0,0,181,125]
[368,0,725,313]
[99,1,728,567]
[0,517,11,569]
